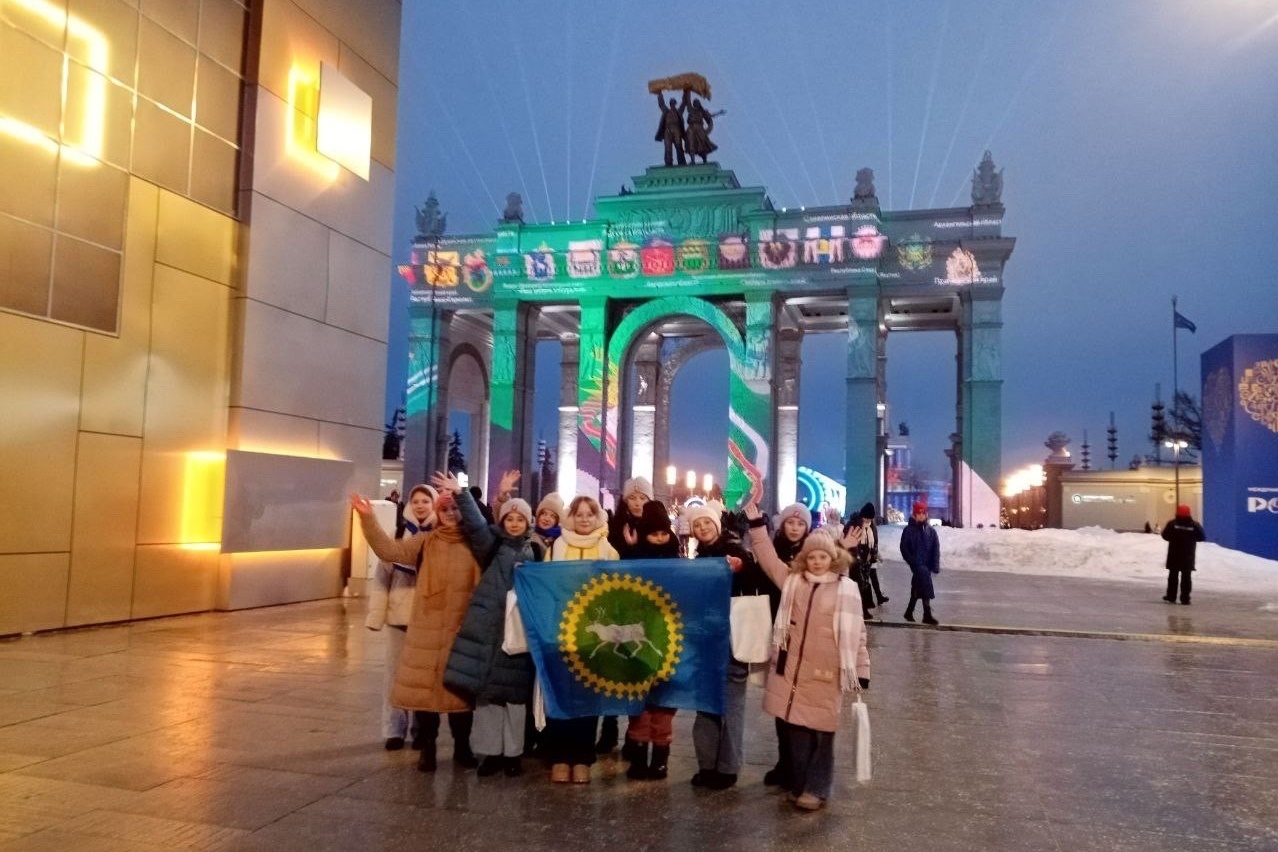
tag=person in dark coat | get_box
[623,500,682,780]
[686,502,771,790]
[439,475,541,777]
[1161,505,1206,605]
[844,502,888,608]
[899,501,940,625]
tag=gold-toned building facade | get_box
[0,0,402,634]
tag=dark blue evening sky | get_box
[385,0,1278,487]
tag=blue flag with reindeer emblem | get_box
[514,559,731,719]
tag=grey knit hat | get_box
[498,498,533,527]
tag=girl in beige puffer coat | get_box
[365,485,436,751]
[745,502,870,812]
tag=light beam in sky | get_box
[584,9,623,214]
[909,0,951,208]
[564,5,573,220]
[465,25,538,223]
[947,5,1066,207]
[509,18,555,222]
[427,85,501,218]
[928,7,996,208]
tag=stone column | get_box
[959,289,1004,527]
[727,292,775,508]
[629,339,661,487]
[487,300,536,497]
[556,337,579,498]
[575,297,610,498]
[403,307,451,486]
[844,282,879,513]
[774,327,802,509]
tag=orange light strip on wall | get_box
[286,65,340,181]
[0,0,107,166]
[181,451,225,550]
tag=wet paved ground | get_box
[1,562,1276,851]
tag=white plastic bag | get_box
[501,589,528,655]
[730,594,773,663]
[851,691,872,783]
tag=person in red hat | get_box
[1161,505,1206,605]
[899,501,941,625]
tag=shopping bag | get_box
[730,594,772,663]
[851,691,872,783]
[501,589,528,655]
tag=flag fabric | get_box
[1174,310,1197,333]
[513,558,731,719]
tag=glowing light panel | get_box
[0,0,108,166]
[182,452,226,549]
[316,62,371,181]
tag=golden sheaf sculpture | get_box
[1238,358,1278,434]
[648,73,711,99]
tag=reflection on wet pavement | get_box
[0,583,1274,851]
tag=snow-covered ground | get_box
[869,524,1278,594]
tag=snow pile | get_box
[872,524,1278,593]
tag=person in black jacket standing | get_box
[1161,505,1206,605]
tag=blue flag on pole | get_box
[513,559,731,719]
[1174,310,1197,333]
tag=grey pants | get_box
[692,660,748,774]
[471,701,525,758]
[781,720,836,800]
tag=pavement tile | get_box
[0,588,1275,851]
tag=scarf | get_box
[556,525,612,560]
[771,570,863,693]
[393,518,432,576]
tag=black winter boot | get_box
[647,746,670,780]
[626,743,650,780]
[596,715,619,753]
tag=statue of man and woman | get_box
[654,88,718,167]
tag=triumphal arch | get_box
[399,79,1014,525]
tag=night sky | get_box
[385,0,1278,489]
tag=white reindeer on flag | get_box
[583,607,659,659]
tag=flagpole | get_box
[1171,295,1179,433]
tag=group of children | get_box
[353,474,876,812]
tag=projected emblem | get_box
[525,246,556,280]
[850,225,886,259]
[608,241,640,278]
[717,234,749,269]
[677,239,711,273]
[943,247,981,284]
[896,234,933,271]
[758,228,797,269]
[568,240,602,279]
[641,237,675,276]
[560,574,683,699]
[463,249,493,292]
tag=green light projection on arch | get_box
[602,296,772,508]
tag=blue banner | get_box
[514,559,731,719]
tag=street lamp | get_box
[1164,436,1188,505]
